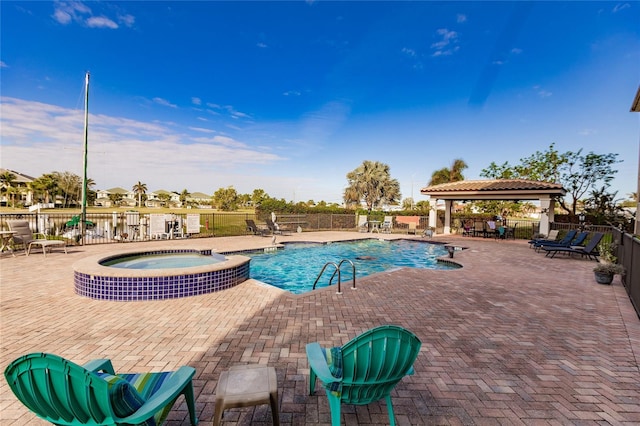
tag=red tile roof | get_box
[420,180,566,200]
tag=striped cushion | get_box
[97,373,150,424]
[117,371,178,425]
[321,346,343,397]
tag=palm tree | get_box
[132,181,147,208]
[0,170,17,207]
[31,173,59,204]
[179,189,191,207]
[428,158,468,186]
[344,160,401,211]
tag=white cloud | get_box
[0,61,8,68]
[257,42,268,48]
[613,3,631,13]
[152,97,177,108]
[118,14,135,27]
[53,9,72,24]
[511,48,523,55]
[456,14,467,23]
[532,85,552,98]
[86,16,118,29]
[191,97,202,105]
[189,126,215,133]
[0,97,284,192]
[431,29,459,56]
[401,47,416,57]
[283,90,301,96]
[579,128,597,136]
[52,1,132,30]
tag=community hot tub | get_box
[73,249,250,301]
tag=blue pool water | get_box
[102,252,226,269]
[247,239,458,294]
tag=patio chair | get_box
[381,216,393,234]
[542,232,604,260]
[4,352,198,426]
[357,215,368,233]
[486,220,497,238]
[6,219,67,257]
[266,217,290,235]
[407,222,417,235]
[532,229,577,251]
[306,325,421,426]
[472,221,485,237]
[461,220,473,237]
[246,219,269,236]
[505,223,517,239]
[528,229,559,247]
[538,231,589,251]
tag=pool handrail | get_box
[313,259,356,294]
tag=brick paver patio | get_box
[1,232,639,425]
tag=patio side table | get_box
[213,364,279,426]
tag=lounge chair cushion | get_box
[97,372,150,423]
[97,370,177,425]
[321,346,343,396]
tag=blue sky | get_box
[1,1,639,204]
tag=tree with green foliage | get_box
[402,197,414,210]
[108,192,124,206]
[428,158,468,186]
[344,160,401,211]
[414,200,431,214]
[237,193,251,208]
[179,189,190,207]
[213,186,239,211]
[583,186,627,228]
[251,189,268,207]
[31,173,59,204]
[132,181,147,208]
[0,170,17,207]
[481,143,621,215]
[156,192,172,207]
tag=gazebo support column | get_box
[539,197,555,236]
[444,200,453,234]
[428,201,437,234]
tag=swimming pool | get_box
[246,239,458,294]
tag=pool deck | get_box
[2,231,640,425]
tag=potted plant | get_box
[598,241,618,264]
[593,262,625,285]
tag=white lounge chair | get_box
[7,220,67,257]
[381,216,393,234]
[357,215,368,232]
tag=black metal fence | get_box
[0,212,363,245]
[612,228,640,319]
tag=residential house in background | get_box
[95,187,136,207]
[188,192,212,208]
[146,190,181,207]
[0,168,35,207]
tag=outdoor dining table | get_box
[0,230,15,256]
[368,220,380,233]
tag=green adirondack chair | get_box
[4,352,198,425]
[306,325,422,426]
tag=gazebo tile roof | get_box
[421,179,564,193]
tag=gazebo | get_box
[420,179,566,236]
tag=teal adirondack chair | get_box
[306,325,422,426]
[4,353,198,425]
